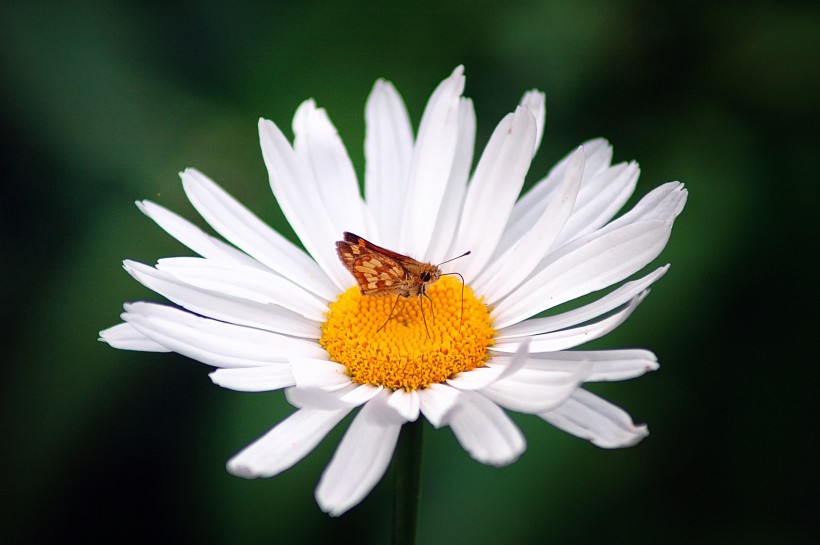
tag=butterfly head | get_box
[418,266,442,294]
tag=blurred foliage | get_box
[2,0,818,544]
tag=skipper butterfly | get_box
[335,232,470,336]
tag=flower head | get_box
[101,66,686,516]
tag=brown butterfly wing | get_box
[342,232,423,265]
[336,239,409,296]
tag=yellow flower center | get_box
[320,276,495,391]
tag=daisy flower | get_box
[100,66,686,517]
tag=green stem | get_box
[392,418,423,545]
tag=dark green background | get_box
[2,1,817,543]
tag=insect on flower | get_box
[335,232,470,336]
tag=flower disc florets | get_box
[320,276,495,391]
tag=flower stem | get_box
[392,418,423,545]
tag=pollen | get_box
[320,276,495,391]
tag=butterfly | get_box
[335,232,470,336]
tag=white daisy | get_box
[100,66,686,516]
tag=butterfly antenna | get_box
[378,294,402,333]
[436,250,471,267]
[441,271,466,331]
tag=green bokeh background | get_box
[3,1,818,543]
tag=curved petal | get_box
[496,265,668,338]
[493,183,686,328]
[286,386,363,410]
[501,139,613,251]
[364,79,414,248]
[209,364,295,392]
[400,66,465,257]
[426,97,476,264]
[124,260,321,339]
[136,200,266,271]
[553,161,640,246]
[475,146,585,301]
[446,390,526,466]
[293,100,370,238]
[287,384,382,412]
[316,392,405,516]
[387,389,421,422]
[258,118,352,291]
[450,106,537,281]
[179,168,339,299]
[491,293,647,353]
[520,89,546,157]
[156,257,330,320]
[447,339,530,391]
[338,383,385,406]
[227,408,350,478]
[445,364,512,391]
[492,219,671,330]
[290,357,351,391]
[526,349,659,382]
[604,181,687,230]
[480,361,590,414]
[418,383,462,428]
[539,389,649,448]
[121,302,325,367]
[99,322,171,352]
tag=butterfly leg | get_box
[418,294,431,338]
[422,291,435,327]
[377,294,403,333]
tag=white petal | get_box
[99,322,171,352]
[500,138,613,252]
[124,260,321,338]
[526,349,659,382]
[227,408,350,478]
[287,384,383,411]
[286,386,362,410]
[290,357,351,391]
[209,364,295,392]
[258,119,352,291]
[520,90,546,157]
[476,146,585,301]
[451,106,537,281]
[387,389,421,422]
[156,257,330,320]
[553,161,640,246]
[604,181,687,230]
[400,66,465,257]
[496,266,668,338]
[445,364,511,391]
[494,183,686,328]
[446,391,526,466]
[426,97,476,264]
[179,168,339,299]
[418,383,462,428]
[492,219,671,329]
[492,293,647,353]
[316,392,404,516]
[447,339,530,391]
[122,302,325,367]
[338,383,385,406]
[293,100,370,238]
[539,389,648,448]
[364,79,414,248]
[480,361,591,414]
[136,200,266,271]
